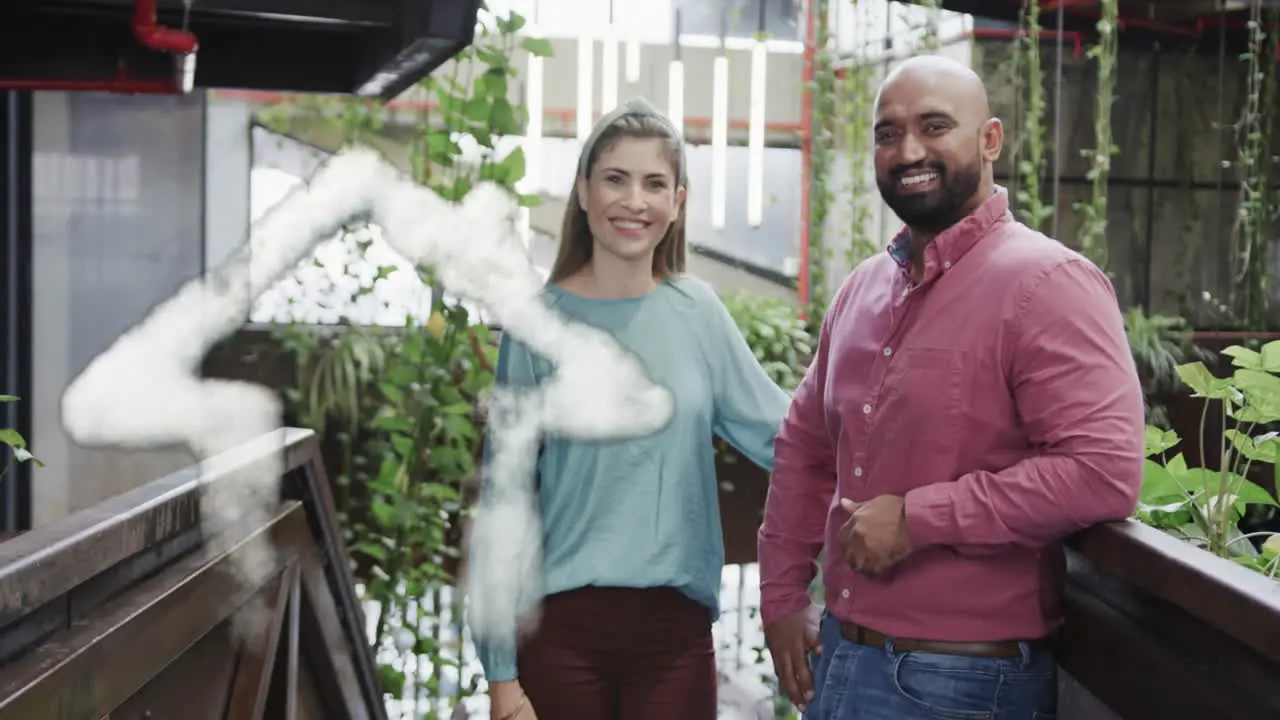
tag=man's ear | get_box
[576,176,589,212]
[981,118,1004,163]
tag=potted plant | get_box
[1138,342,1280,577]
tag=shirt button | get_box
[854,466,863,477]
[882,347,893,357]
[901,288,909,297]
[862,403,872,414]
[841,589,851,599]
[943,261,952,269]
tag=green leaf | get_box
[1234,477,1278,508]
[1224,429,1280,465]
[1140,458,1183,503]
[1262,341,1280,372]
[0,395,17,403]
[1262,534,1280,560]
[0,428,26,450]
[1143,425,1180,458]
[1233,368,1280,420]
[12,448,43,467]
[521,37,555,58]
[1175,362,1232,400]
[1222,345,1262,369]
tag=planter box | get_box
[1060,519,1280,719]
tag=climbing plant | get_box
[1229,6,1278,331]
[257,8,547,717]
[806,0,836,330]
[1074,0,1119,268]
[914,0,944,53]
[838,1,878,273]
[1012,0,1051,231]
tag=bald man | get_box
[758,55,1144,719]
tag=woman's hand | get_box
[489,680,538,720]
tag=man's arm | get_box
[905,258,1144,549]
[758,295,841,627]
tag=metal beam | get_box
[29,0,396,28]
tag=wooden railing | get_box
[0,428,386,720]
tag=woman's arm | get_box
[469,331,533,685]
[705,292,794,470]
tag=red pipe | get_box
[1012,0,1239,41]
[798,0,816,311]
[0,0,197,94]
[132,0,198,55]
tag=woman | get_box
[475,99,791,720]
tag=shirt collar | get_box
[887,186,1012,281]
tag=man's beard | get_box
[877,157,982,234]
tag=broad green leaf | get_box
[1262,534,1280,560]
[1140,459,1183,503]
[1234,478,1278,508]
[1222,345,1262,369]
[1175,362,1232,400]
[1224,429,1280,465]
[521,37,555,58]
[1261,340,1280,372]
[1232,368,1280,419]
[1143,425,1179,457]
[1135,498,1193,529]
[0,429,26,449]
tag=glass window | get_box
[248,127,497,326]
[676,0,800,42]
[488,0,677,42]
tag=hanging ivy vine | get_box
[1013,0,1051,231]
[806,0,836,330]
[914,0,944,52]
[838,2,877,272]
[1230,6,1278,330]
[1074,0,1119,268]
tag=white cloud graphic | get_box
[58,148,673,645]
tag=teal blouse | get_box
[473,275,792,682]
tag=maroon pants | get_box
[516,586,717,720]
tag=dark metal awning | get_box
[0,0,482,99]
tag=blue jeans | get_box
[803,611,1057,720]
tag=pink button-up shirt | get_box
[758,188,1144,642]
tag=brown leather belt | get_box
[839,622,1043,659]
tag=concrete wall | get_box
[28,91,210,525]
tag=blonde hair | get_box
[548,108,688,283]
